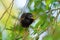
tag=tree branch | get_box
[0,0,14,20]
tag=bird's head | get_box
[20,13,34,28]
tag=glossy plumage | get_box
[20,13,34,28]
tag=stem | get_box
[0,0,14,20]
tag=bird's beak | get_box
[31,17,34,20]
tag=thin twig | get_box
[5,0,14,27]
[0,0,14,20]
[0,0,18,19]
[53,10,60,34]
[1,0,14,32]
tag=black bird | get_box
[20,13,34,28]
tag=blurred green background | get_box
[0,0,60,40]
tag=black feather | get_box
[20,13,34,28]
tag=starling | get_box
[20,13,34,28]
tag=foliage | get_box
[0,0,60,40]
